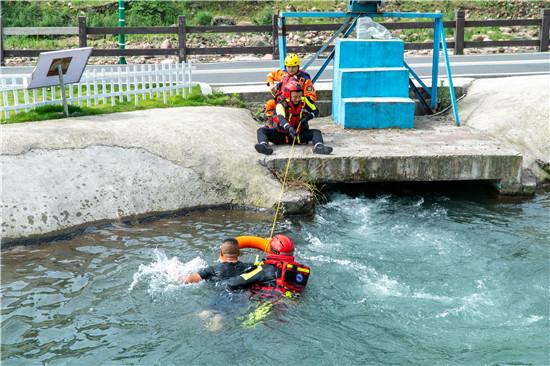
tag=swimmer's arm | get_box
[178,272,202,284]
[225,265,265,290]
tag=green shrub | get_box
[193,11,213,26]
[253,6,273,25]
[128,0,179,25]
[2,0,73,27]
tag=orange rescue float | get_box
[236,236,271,253]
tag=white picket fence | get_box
[1,62,195,119]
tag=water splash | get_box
[128,249,207,295]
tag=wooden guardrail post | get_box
[178,15,187,62]
[272,14,279,60]
[540,8,550,51]
[454,9,465,55]
[78,16,87,48]
[0,16,5,66]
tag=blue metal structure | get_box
[276,8,460,125]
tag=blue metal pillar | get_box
[439,20,460,125]
[430,16,441,109]
[278,15,287,70]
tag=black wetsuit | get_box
[198,261,251,284]
[225,264,278,290]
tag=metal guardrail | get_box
[1,9,549,66]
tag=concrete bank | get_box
[0,107,301,246]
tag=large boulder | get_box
[0,107,283,245]
[458,75,550,183]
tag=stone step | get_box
[333,67,410,119]
[337,67,410,98]
[337,97,415,129]
[334,39,405,69]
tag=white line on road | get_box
[194,58,549,75]
[211,71,549,87]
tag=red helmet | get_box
[269,234,295,255]
[281,78,303,100]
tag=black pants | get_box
[257,127,324,145]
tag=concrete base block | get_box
[338,97,415,129]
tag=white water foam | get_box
[435,293,494,318]
[128,249,207,295]
[524,315,543,324]
[304,231,326,248]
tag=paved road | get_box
[195,52,550,86]
[1,52,548,87]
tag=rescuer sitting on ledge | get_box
[254,79,333,156]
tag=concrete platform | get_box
[261,115,524,195]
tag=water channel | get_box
[1,187,548,365]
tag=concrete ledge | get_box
[220,78,472,117]
[267,155,522,185]
[259,115,523,195]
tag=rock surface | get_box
[0,107,284,245]
[458,75,550,182]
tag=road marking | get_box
[211,71,549,87]
[194,58,549,75]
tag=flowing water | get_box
[1,189,549,365]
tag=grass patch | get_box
[1,86,245,124]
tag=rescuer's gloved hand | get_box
[301,111,314,122]
[284,123,297,138]
[277,115,288,129]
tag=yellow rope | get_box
[268,122,301,239]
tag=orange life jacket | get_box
[266,69,317,102]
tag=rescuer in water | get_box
[226,234,310,299]
[178,238,250,285]
[177,237,251,331]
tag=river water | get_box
[1,189,549,365]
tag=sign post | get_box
[56,64,69,117]
[27,47,92,118]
